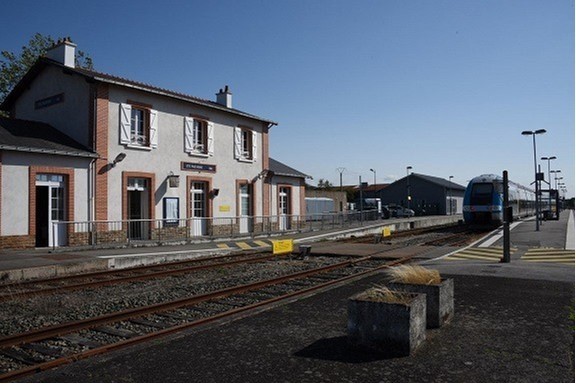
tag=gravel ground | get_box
[21,273,574,383]
[0,256,349,337]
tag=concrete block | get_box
[388,278,454,328]
[347,291,426,357]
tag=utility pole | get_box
[502,170,510,263]
[336,167,346,192]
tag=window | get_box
[184,117,214,156]
[234,127,257,161]
[120,103,158,148]
[131,107,148,146]
[193,120,206,152]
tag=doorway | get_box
[238,183,253,234]
[190,181,208,236]
[127,178,150,240]
[279,186,291,231]
[35,174,66,247]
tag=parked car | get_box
[381,205,391,219]
[389,206,415,218]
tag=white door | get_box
[35,175,66,247]
[279,187,291,231]
[239,184,252,234]
[190,182,208,236]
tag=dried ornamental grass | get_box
[359,286,414,305]
[387,265,441,285]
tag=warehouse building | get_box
[376,173,465,216]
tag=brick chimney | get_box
[216,85,232,108]
[45,37,76,68]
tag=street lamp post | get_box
[521,129,546,231]
[541,156,556,217]
[551,170,562,190]
[369,168,376,185]
[406,166,413,210]
[448,175,454,215]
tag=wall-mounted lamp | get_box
[168,171,180,188]
[112,152,126,167]
[211,188,220,197]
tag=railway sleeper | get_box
[129,318,173,329]
[21,342,63,358]
[92,326,139,339]
[58,334,103,349]
[0,347,45,365]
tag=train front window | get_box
[471,183,493,205]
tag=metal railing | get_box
[51,210,381,249]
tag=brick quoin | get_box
[94,84,109,221]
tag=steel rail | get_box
[0,255,411,382]
[0,249,264,290]
[0,252,280,302]
[0,254,377,349]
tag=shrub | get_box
[359,286,414,305]
[387,265,441,285]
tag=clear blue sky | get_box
[2,0,574,197]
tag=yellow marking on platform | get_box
[254,240,270,247]
[217,243,230,249]
[444,247,517,262]
[236,242,252,250]
[521,249,575,264]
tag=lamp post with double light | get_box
[541,156,556,217]
[369,168,376,186]
[521,129,546,231]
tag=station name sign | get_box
[181,162,216,173]
[35,93,64,109]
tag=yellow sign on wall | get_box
[272,239,294,255]
[382,227,392,237]
[219,205,231,212]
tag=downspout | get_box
[89,87,97,245]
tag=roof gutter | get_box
[0,144,98,158]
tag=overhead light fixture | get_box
[168,171,180,188]
[112,152,126,166]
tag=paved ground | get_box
[23,273,574,383]
[5,211,575,382]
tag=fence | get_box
[52,210,381,249]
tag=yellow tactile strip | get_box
[216,240,273,250]
[444,247,516,262]
[521,249,575,265]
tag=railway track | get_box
[0,224,490,380]
[0,254,411,381]
[0,251,280,302]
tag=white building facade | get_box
[0,39,307,248]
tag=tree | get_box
[0,33,93,107]
[317,178,334,189]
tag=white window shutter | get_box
[149,109,158,148]
[207,122,214,156]
[252,131,257,161]
[234,127,242,159]
[184,117,194,153]
[119,103,131,145]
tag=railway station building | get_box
[0,39,308,249]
